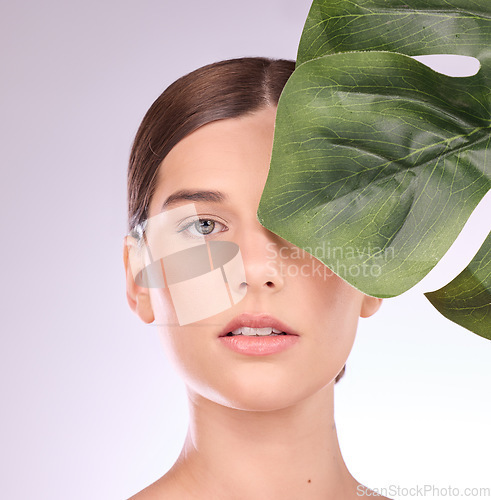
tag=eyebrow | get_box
[161,189,228,211]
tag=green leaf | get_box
[257,0,491,298]
[425,232,491,340]
[297,0,491,65]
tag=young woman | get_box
[123,57,386,499]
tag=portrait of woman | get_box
[123,56,384,499]
[2,1,490,499]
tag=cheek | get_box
[159,328,207,387]
[149,288,177,327]
[150,288,216,386]
[307,265,363,325]
[297,271,363,374]
[149,288,193,374]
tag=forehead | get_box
[149,107,277,216]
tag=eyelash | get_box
[177,216,228,239]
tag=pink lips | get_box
[218,313,300,356]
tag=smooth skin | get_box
[123,106,387,499]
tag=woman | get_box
[123,57,385,499]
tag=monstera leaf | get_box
[257,0,491,337]
[296,0,491,65]
[425,232,491,340]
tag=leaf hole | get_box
[410,54,480,77]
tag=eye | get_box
[178,217,228,239]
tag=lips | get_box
[219,313,300,337]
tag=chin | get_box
[220,391,303,412]
[206,370,324,412]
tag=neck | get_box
[168,383,359,499]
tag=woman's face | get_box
[128,106,381,411]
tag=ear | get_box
[123,235,155,324]
[360,294,382,318]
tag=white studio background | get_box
[1,1,490,499]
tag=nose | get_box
[235,222,285,293]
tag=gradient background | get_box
[1,1,490,499]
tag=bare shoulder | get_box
[127,472,186,500]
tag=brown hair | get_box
[127,56,296,234]
[126,56,346,384]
